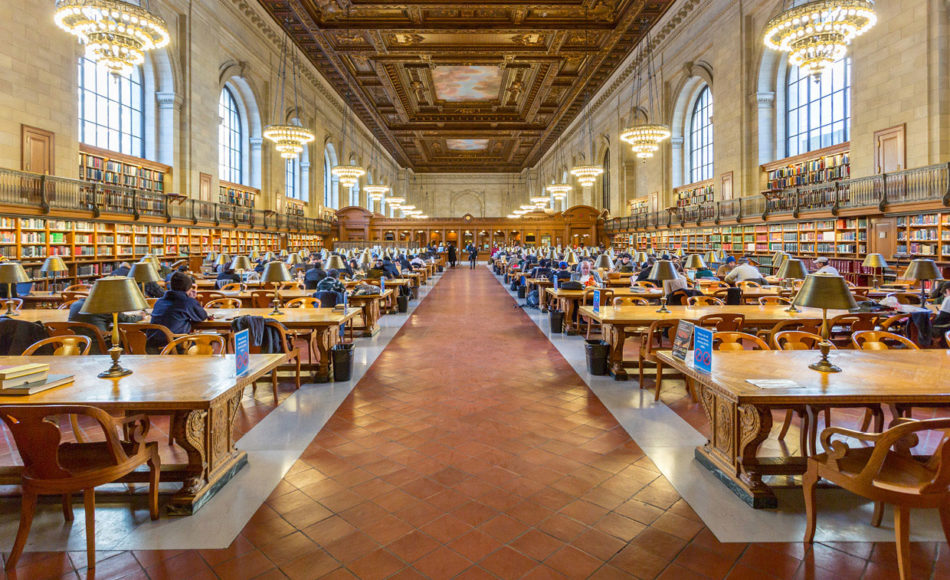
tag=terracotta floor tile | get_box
[212,549,275,580]
[346,549,405,580]
[385,530,441,563]
[479,513,530,543]
[545,545,603,578]
[419,514,474,544]
[479,546,539,579]
[280,549,341,580]
[143,551,216,580]
[448,529,504,563]
[572,527,628,562]
[509,529,566,562]
[412,547,473,578]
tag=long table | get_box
[577,304,851,380]
[0,353,285,515]
[656,349,950,508]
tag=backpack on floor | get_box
[510,280,520,291]
[525,289,540,308]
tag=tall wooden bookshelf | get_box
[674,180,714,208]
[78,144,171,194]
[219,181,258,208]
[760,143,850,195]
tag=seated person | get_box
[614,255,635,273]
[635,258,657,282]
[550,261,572,283]
[68,297,143,347]
[692,264,716,279]
[315,269,346,296]
[410,255,426,268]
[813,256,840,276]
[398,254,413,271]
[366,259,387,280]
[933,282,950,342]
[716,256,735,278]
[149,271,208,348]
[724,257,767,285]
[112,262,132,277]
[216,265,241,288]
[381,257,401,278]
[570,260,603,288]
[304,260,327,289]
[165,265,188,285]
[530,259,553,280]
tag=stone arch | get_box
[671,61,714,188]
[450,190,485,217]
[219,61,263,188]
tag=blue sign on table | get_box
[234,329,249,376]
[693,325,713,373]
[553,276,559,290]
[592,289,600,313]
[380,277,385,292]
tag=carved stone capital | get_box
[156,92,183,111]
[671,137,685,149]
[756,91,776,109]
[249,137,264,150]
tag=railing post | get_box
[714,201,720,225]
[792,188,801,219]
[214,202,220,226]
[132,189,140,220]
[39,175,50,214]
[876,176,886,213]
[736,198,743,221]
[190,199,198,225]
[164,194,172,223]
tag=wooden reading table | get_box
[656,349,950,508]
[0,354,285,515]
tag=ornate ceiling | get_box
[258,0,676,172]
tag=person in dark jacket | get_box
[468,244,478,269]
[635,259,656,282]
[398,254,412,272]
[304,260,327,289]
[149,272,208,347]
[447,244,457,268]
[549,261,572,283]
[216,266,241,288]
[315,269,346,303]
[381,257,400,278]
[112,262,132,277]
[366,259,387,280]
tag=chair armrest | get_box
[114,413,151,446]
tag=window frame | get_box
[77,56,145,157]
[785,57,851,157]
[688,85,713,183]
[218,87,243,184]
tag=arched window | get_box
[78,57,144,157]
[218,87,242,183]
[786,57,851,156]
[285,157,298,199]
[601,149,610,211]
[323,146,337,208]
[689,86,713,183]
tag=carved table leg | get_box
[737,404,776,508]
[564,298,577,335]
[604,323,628,380]
[361,298,380,336]
[168,409,208,514]
[313,327,334,383]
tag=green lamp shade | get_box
[286,254,304,266]
[792,274,857,311]
[0,263,30,285]
[128,262,160,284]
[326,255,347,270]
[777,258,807,280]
[40,256,68,274]
[703,251,718,264]
[79,277,148,315]
[683,254,706,270]
[214,254,231,268]
[262,252,276,262]
[594,254,613,270]
[648,260,679,282]
[261,261,292,283]
[862,253,888,269]
[634,251,648,264]
[249,250,260,261]
[231,256,253,271]
[904,259,943,282]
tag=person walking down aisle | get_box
[448,243,457,268]
[468,243,478,269]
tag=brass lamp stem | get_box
[270,288,282,315]
[656,297,670,314]
[99,312,133,379]
[5,283,17,316]
[809,307,841,373]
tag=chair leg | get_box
[778,410,794,440]
[894,504,911,580]
[84,488,96,570]
[802,464,818,544]
[272,371,279,404]
[859,409,873,432]
[654,361,664,402]
[148,450,160,520]
[69,414,87,443]
[871,501,885,527]
[62,493,73,522]
[6,490,37,570]
[295,353,301,390]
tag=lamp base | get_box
[656,306,671,313]
[4,305,18,316]
[784,304,800,313]
[269,299,283,316]
[808,341,840,373]
[98,346,133,378]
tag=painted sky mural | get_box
[432,66,501,101]
[446,139,490,151]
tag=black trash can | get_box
[550,310,564,334]
[585,340,610,376]
[397,295,409,313]
[517,285,526,299]
[437,265,444,273]
[331,343,355,382]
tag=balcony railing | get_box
[607,162,950,232]
[0,167,338,235]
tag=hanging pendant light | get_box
[55,0,170,76]
[547,136,572,202]
[570,31,603,189]
[331,99,366,188]
[263,31,315,159]
[765,0,876,80]
[365,185,389,202]
[620,29,670,159]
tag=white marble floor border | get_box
[490,268,944,543]
[0,270,447,552]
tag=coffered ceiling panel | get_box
[258,0,675,172]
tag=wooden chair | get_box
[278,281,304,291]
[828,313,879,348]
[697,280,728,292]
[219,282,247,292]
[711,332,769,352]
[803,418,950,580]
[118,323,176,355]
[633,281,658,289]
[195,291,225,306]
[759,318,822,349]
[613,296,649,307]
[63,284,92,292]
[774,330,829,351]
[878,313,910,332]
[205,297,242,309]
[235,320,301,402]
[687,296,723,307]
[946,330,950,349]
[852,330,920,351]
[0,298,23,313]
[22,336,92,356]
[44,322,109,354]
[696,313,745,332]
[758,296,792,306]
[638,319,686,401]
[57,299,82,310]
[250,290,276,309]
[887,292,923,306]
[61,291,89,303]
[146,298,159,308]
[737,280,761,290]
[0,405,160,571]
[582,288,615,339]
[284,297,321,308]
[160,334,226,355]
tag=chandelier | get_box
[387,196,405,207]
[570,165,604,188]
[619,28,670,160]
[765,0,876,79]
[547,184,571,200]
[55,0,170,76]
[507,214,520,219]
[264,31,315,160]
[364,185,389,202]
[331,165,365,189]
[620,124,671,159]
[530,196,549,207]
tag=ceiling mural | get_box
[258,0,676,172]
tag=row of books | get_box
[0,364,73,396]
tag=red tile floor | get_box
[2,266,949,579]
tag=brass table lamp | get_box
[565,250,578,266]
[205,251,217,264]
[792,274,857,373]
[358,251,372,270]
[327,255,347,271]
[40,256,68,290]
[262,251,276,263]
[649,260,679,313]
[231,256,253,280]
[683,254,706,270]
[777,258,807,312]
[862,253,888,290]
[249,250,260,261]
[214,254,231,271]
[0,263,30,316]
[903,259,942,306]
[703,250,718,265]
[286,253,303,267]
[80,277,148,378]
[261,261,292,315]
[128,261,160,295]
[594,254,613,271]
[279,249,289,258]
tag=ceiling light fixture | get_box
[263,29,316,159]
[571,30,604,189]
[620,27,670,159]
[331,101,366,188]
